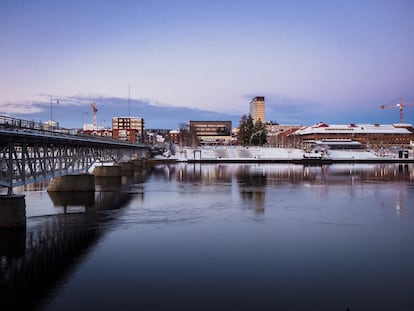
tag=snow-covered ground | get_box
[153,146,412,162]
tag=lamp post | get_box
[82,112,88,130]
[50,98,59,128]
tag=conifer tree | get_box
[238,114,256,146]
[250,119,267,146]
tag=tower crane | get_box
[90,102,98,128]
[380,97,414,123]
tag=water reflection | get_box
[162,163,414,216]
[0,228,26,257]
[0,170,149,309]
[236,165,267,214]
[0,213,103,309]
[48,191,95,212]
[170,163,414,185]
[1,163,414,310]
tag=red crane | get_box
[380,97,414,123]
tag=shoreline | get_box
[151,146,414,164]
[151,158,414,164]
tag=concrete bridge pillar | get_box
[133,158,147,167]
[94,165,122,189]
[47,174,95,192]
[93,165,121,177]
[0,195,26,228]
[120,162,134,176]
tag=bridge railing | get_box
[0,115,77,134]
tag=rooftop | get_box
[293,122,413,135]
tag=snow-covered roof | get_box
[304,139,362,146]
[293,122,413,135]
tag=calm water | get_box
[2,163,414,311]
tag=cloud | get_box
[1,94,242,129]
[0,101,45,115]
[3,92,411,129]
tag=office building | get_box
[189,121,232,146]
[250,96,265,124]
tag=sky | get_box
[1,0,413,129]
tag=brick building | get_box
[112,117,144,143]
[290,122,414,148]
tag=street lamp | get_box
[50,98,59,128]
[82,112,88,129]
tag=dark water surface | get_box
[2,163,414,310]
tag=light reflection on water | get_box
[1,163,414,311]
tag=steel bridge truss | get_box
[1,135,144,194]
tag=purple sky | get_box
[1,0,413,128]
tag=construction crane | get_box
[380,97,414,123]
[90,102,98,128]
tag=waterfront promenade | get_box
[154,146,414,164]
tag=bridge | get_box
[0,115,150,195]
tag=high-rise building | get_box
[112,116,144,143]
[249,96,265,124]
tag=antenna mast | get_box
[128,84,131,116]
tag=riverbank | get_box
[152,146,414,164]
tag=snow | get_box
[155,146,411,162]
[294,123,413,135]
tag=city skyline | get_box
[1,0,414,128]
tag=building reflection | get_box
[236,166,267,214]
[166,162,414,185]
[156,162,414,215]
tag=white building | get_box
[291,122,414,148]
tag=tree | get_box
[237,115,247,146]
[250,120,267,146]
[237,114,255,146]
[178,123,190,147]
[238,115,267,146]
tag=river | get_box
[1,163,414,310]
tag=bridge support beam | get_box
[0,195,26,228]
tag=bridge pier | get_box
[0,194,26,228]
[93,165,121,177]
[47,174,95,192]
[94,165,122,190]
[120,162,134,176]
[133,158,148,167]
